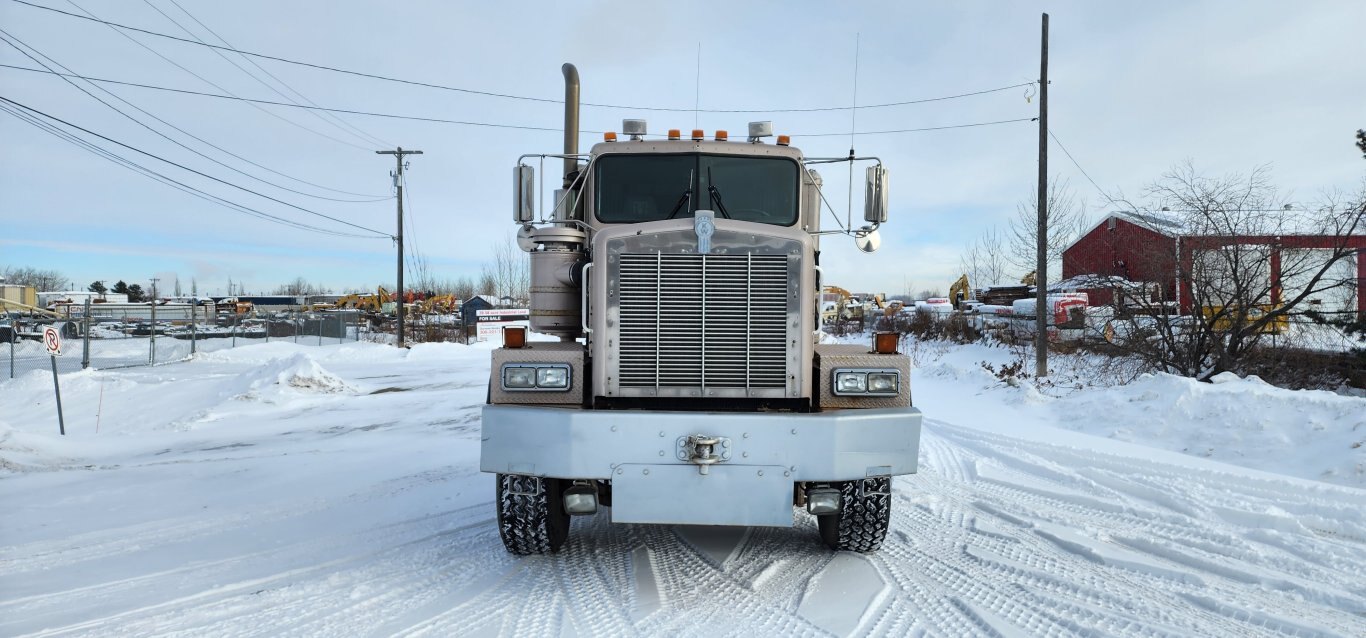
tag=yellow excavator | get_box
[334,287,391,313]
[949,274,972,310]
[419,294,459,314]
[822,286,865,322]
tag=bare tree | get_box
[960,226,1010,290]
[487,232,530,303]
[477,268,497,298]
[452,275,476,301]
[1007,179,1090,280]
[1106,163,1365,380]
[409,252,437,294]
[273,277,326,296]
[1,266,65,291]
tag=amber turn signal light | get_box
[503,326,527,349]
[873,332,899,354]
[667,129,682,140]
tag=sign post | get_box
[44,326,66,436]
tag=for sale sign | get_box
[43,325,62,356]
[477,320,529,341]
[476,308,530,321]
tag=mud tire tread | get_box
[496,474,570,555]
[817,477,892,553]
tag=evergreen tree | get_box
[111,280,130,295]
[87,280,107,296]
[126,283,145,302]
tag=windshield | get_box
[594,153,799,225]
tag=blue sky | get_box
[2,0,1363,296]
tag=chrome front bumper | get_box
[479,404,922,527]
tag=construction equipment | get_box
[480,63,921,555]
[0,298,61,318]
[419,294,459,314]
[1202,304,1288,334]
[334,287,392,313]
[949,274,972,310]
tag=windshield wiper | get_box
[706,166,732,219]
[666,169,695,219]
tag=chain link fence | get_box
[3,308,371,380]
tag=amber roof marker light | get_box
[873,332,899,354]
[503,325,527,349]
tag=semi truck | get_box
[480,64,923,554]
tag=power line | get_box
[148,0,393,149]
[1046,128,1107,199]
[0,95,392,237]
[401,172,421,282]
[0,63,562,131]
[0,64,1036,138]
[794,117,1038,137]
[0,30,391,203]
[61,0,378,152]
[0,101,380,237]
[12,0,1031,114]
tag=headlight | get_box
[536,366,568,388]
[503,366,536,388]
[835,371,867,394]
[832,368,900,396]
[501,363,572,391]
[867,372,898,393]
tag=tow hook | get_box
[678,434,730,475]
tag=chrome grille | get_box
[618,253,789,390]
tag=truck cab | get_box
[480,64,922,554]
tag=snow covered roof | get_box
[1050,274,1156,292]
[464,294,500,307]
[1119,210,1186,234]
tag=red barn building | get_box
[1061,213,1180,308]
[1062,212,1365,316]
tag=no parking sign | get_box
[43,325,66,435]
[44,325,62,356]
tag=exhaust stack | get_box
[562,63,580,185]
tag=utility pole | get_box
[376,147,422,347]
[1035,13,1049,379]
[149,276,160,365]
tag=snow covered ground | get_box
[1,339,1364,636]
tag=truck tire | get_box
[496,474,570,555]
[817,477,891,552]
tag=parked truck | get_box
[480,64,923,554]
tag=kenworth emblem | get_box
[694,209,716,254]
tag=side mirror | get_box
[864,165,888,223]
[514,164,534,222]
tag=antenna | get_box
[847,33,860,232]
[694,43,702,129]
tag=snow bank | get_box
[908,338,1366,487]
[228,353,356,397]
[1059,371,1366,485]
